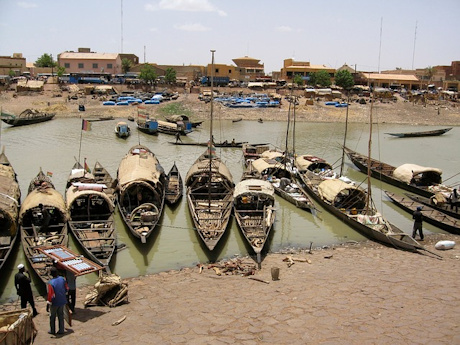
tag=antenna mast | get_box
[121,0,124,53]
[411,20,417,70]
[378,17,383,73]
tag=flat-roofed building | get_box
[0,53,26,76]
[361,73,419,89]
[232,56,265,81]
[281,58,335,81]
[58,48,124,74]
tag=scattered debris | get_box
[282,255,312,267]
[204,258,257,276]
[249,277,270,284]
[112,315,126,326]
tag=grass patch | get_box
[158,102,192,117]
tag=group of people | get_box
[14,263,76,336]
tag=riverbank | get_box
[1,86,460,126]
[1,233,458,344]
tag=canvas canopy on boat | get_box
[317,179,366,205]
[66,185,115,211]
[392,164,443,184]
[251,158,286,175]
[19,188,68,223]
[234,179,275,198]
[118,150,163,188]
[260,150,284,161]
[0,165,21,236]
[295,155,332,172]
[185,156,233,185]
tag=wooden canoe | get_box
[65,161,117,267]
[343,146,450,198]
[165,162,183,205]
[385,127,452,138]
[1,109,55,126]
[0,148,21,272]
[385,191,460,235]
[404,192,460,220]
[117,145,166,243]
[19,169,69,283]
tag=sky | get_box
[1,0,459,74]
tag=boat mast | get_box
[339,92,350,177]
[208,49,216,207]
[366,92,374,212]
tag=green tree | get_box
[335,70,354,90]
[293,74,304,87]
[8,69,16,77]
[164,68,176,84]
[35,53,56,68]
[425,66,434,88]
[121,58,132,74]
[139,64,157,85]
[56,66,66,77]
[310,70,331,87]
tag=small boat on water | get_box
[404,192,460,219]
[117,145,166,243]
[164,115,193,133]
[250,155,315,212]
[115,121,131,138]
[385,191,460,235]
[65,161,117,267]
[343,146,451,198]
[88,116,114,122]
[137,118,159,135]
[157,120,191,136]
[1,109,55,126]
[169,140,250,148]
[232,118,243,123]
[242,143,271,166]
[298,170,425,252]
[165,162,183,205]
[19,169,69,283]
[0,148,21,272]
[233,177,276,267]
[385,127,452,138]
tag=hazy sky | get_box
[1,0,459,74]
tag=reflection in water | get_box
[0,117,458,302]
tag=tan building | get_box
[57,48,123,74]
[0,53,27,76]
[232,56,265,81]
[360,73,419,89]
[280,58,335,81]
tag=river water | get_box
[0,116,458,302]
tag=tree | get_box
[8,69,15,77]
[425,66,434,88]
[164,68,176,84]
[293,74,304,87]
[121,58,132,74]
[139,64,157,85]
[335,70,354,90]
[310,70,331,88]
[35,53,56,68]
[56,66,66,77]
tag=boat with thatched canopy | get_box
[0,148,21,272]
[117,145,166,243]
[19,169,69,283]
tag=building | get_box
[280,58,335,82]
[360,73,420,90]
[232,56,265,81]
[0,53,27,76]
[57,48,124,75]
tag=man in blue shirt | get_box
[46,267,68,335]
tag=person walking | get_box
[412,206,424,241]
[14,264,38,316]
[449,188,459,212]
[175,131,182,143]
[46,267,69,335]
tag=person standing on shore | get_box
[46,267,68,335]
[14,264,38,316]
[66,270,76,313]
[412,206,424,241]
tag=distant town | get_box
[0,47,459,93]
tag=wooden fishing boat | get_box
[165,162,183,205]
[250,156,315,212]
[404,192,460,219]
[0,148,21,272]
[299,171,424,251]
[117,145,166,243]
[88,116,114,122]
[186,147,234,251]
[185,50,234,251]
[343,146,451,198]
[385,127,452,138]
[233,178,276,266]
[232,118,243,123]
[115,121,131,138]
[191,121,203,128]
[65,161,117,267]
[164,115,193,133]
[157,120,191,136]
[242,143,271,166]
[19,169,69,283]
[169,140,246,148]
[137,118,159,135]
[1,109,55,126]
[385,191,460,235]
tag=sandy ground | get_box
[1,233,458,345]
[1,85,460,126]
[1,86,459,344]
